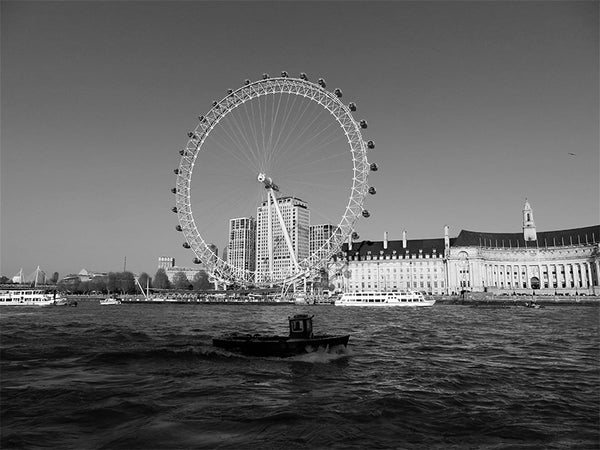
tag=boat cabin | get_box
[288,314,314,339]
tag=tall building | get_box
[309,224,339,257]
[227,217,256,273]
[256,196,310,283]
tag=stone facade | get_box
[331,202,599,295]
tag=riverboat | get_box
[212,314,349,357]
[99,297,122,305]
[335,291,436,307]
[0,289,65,307]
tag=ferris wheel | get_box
[172,72,378,288]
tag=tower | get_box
[523,198,537,241]
[227,217,256,273]
[255,196,310,283]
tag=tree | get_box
[153,268,171,290]
[107,272,118,293]
[173,271,191,290]
[90,276,107,294]
[51,272,59,283]
[120,271,136,294]
[192,270,212,291]
[0,276,10,284]
[79,281,90,294]
[138,272,151,294]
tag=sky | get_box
[1,0,598,279]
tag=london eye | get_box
[172,72,377,289]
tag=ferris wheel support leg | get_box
[268,189,300,272]
[267,191,273,283]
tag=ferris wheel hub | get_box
[257,173,279,191]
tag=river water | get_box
[1,302,598,449]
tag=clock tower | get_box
[523,198,537,242]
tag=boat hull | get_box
[212,334,350,357]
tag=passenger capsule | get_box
[175,225,182,232]
[183,242,190,249]
[188,132,194,138]
[300,72,308,80]
[334,88,343,98]
[370,163,379,172]
[262,73,269,79]
[318,78,326,87]
[227,89,233,95]
[172,206,178,213]
[198,115,204,122]
[179,149,185,156]
[171,188,177,194]
[281,71,288,77]
[193,257,202,264]
[245,79,250,85]
[367,140,375,149]
[174,168,179,174]
[368,186,376,195]
[360,120,368,129]
[351,232,360,240]
[348,102,357,111]
[362,210,370,218]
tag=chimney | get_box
[383,231,388,250]
[402,229,407,249]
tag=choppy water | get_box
[1,302,598,449]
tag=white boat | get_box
[99,297,122,305]
[335,291,436,307]
[0,289,65,307]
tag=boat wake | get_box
[291,345,353,363]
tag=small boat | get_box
[335,291,436,307]
[53,298,78,307]
[524,301,544,309]
[99,297,122,305]
[212,314,350,357]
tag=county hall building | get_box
[331,200,599,296]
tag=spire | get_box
[523,198,537,241]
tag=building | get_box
[158,256,202,283]
[227,217,256,273]
[332,229,448,294]
[255,196,310,283]
[309,224,340,257]
[331,201,600,295]
[447,201,599,294]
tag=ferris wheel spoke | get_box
[216,107,265,173]
[282,130,347,172]
[277,100,333,160]
[205,131,259,176]
[269,93,317,169]
[264,91,302,172]
[265,90,286,168]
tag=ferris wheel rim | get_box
[174,76,370,287]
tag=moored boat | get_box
[212,314,349,357]
[99,296,122,305]
[335,291,436,307]
[0,289,65,307]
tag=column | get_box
[582,263,589,288]
[565,264,571,289]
